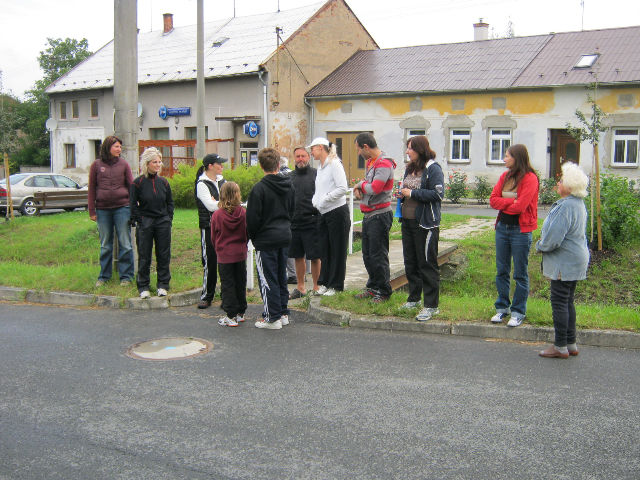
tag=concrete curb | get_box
[307,298,640,350]
[2,285,638,350]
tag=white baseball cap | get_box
[307,137,330,148]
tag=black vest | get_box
[196,177,225,228]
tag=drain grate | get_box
[126,337,212,361]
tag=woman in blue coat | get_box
[536,162,590,359]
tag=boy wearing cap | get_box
[247,148,295,330]
[195,154,226,309]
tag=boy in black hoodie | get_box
[247,148,295,330]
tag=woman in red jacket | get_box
[489,144,539,327]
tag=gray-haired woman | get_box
[536,162,590,359]
[130,147,174,298]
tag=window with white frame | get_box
[64,144,76,168]
[612,128,638,166]
[450,129,470,162]
[489,129,511,163]
[89,98,99,118]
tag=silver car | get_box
[0,173,88,216]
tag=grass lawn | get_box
[1,210,638,331]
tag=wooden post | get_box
[3,152,14,219]
[594,144,603,251]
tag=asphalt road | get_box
[1,303,638,479]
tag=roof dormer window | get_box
[574,54,599,69]
[212,37,229,48]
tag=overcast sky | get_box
[1,0,637,98]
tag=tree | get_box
[566,82,607,250]
[13,38,92,167]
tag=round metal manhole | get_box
[126,337,212,361]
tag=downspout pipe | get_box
[304,96,314,146]
[258,70,268,149]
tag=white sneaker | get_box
[280,315,289,326]
[323,288,336,296]
[415,307,439,322]
[157,288,168,297]
[236,314,245,323]
[316,285,328,295]
[218,316,238,327]
[491,312,508,324]
[255,319,282,330]
[401,301,420,309]
[507,315,525,327]
[140,290,150,299]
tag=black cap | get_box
[203,153,228,166]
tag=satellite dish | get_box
[137,103,143,118]
[45,118,57,131]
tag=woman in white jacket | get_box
[310,137,350,296]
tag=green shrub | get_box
[474,175,492,204]
[587,173,640,249]
[539,177,559,205]
[167,163,199,208]
[223,165,264,201]
[167,163,265,208]
[446,169,468,203]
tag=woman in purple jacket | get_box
[88,136,134,287]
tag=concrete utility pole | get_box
[196,0,206,161]
[114,0,139,175]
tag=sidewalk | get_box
[1,216,638,350]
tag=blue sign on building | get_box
[158,105,191,119]
[243,121,260,138]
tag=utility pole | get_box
[114,0,139,175]
[196,0,206,161]
[0,69,13,220]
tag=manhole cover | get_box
[126,337,212,361]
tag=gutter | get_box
[304,97,314,144]
[258,69,268,149]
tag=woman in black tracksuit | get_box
[399,135,445,322]
[130,147,174,298]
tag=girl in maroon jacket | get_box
[211,182,248,327]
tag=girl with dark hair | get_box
[195,154,227,308]
[489,144,539,327]
[399,135,445,322]
[88,135,134,287]
[211,182,248,327]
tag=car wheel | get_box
[20,198,40,216]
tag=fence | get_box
[138,139,234,177]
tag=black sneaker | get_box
[371,294,390,303]
[197,300,211,309]
[355,289,374,299]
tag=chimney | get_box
[473,18,489,41]
[163,13,174,34]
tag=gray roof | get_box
[513,26,640,87]
[307,25,640,98]
[46,2,324,93]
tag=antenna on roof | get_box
[233,0,236,17]
[278,0,280,12]
[581,0,585,31]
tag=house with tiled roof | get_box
[45,0,377,180]
[305,24,640,183]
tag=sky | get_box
[1,0,638,98]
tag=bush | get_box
[539,177,559,205]
[446,169,468,203]
[223,165,264,201]
[587,174,640,249]
[167,163,265,208]
[474,175,492,204]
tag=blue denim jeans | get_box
[96,206,134,282]
[494,222,532,317]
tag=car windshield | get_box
[0,173,30,186]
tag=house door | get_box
[550,130,580,179]
[327,132,369,184]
